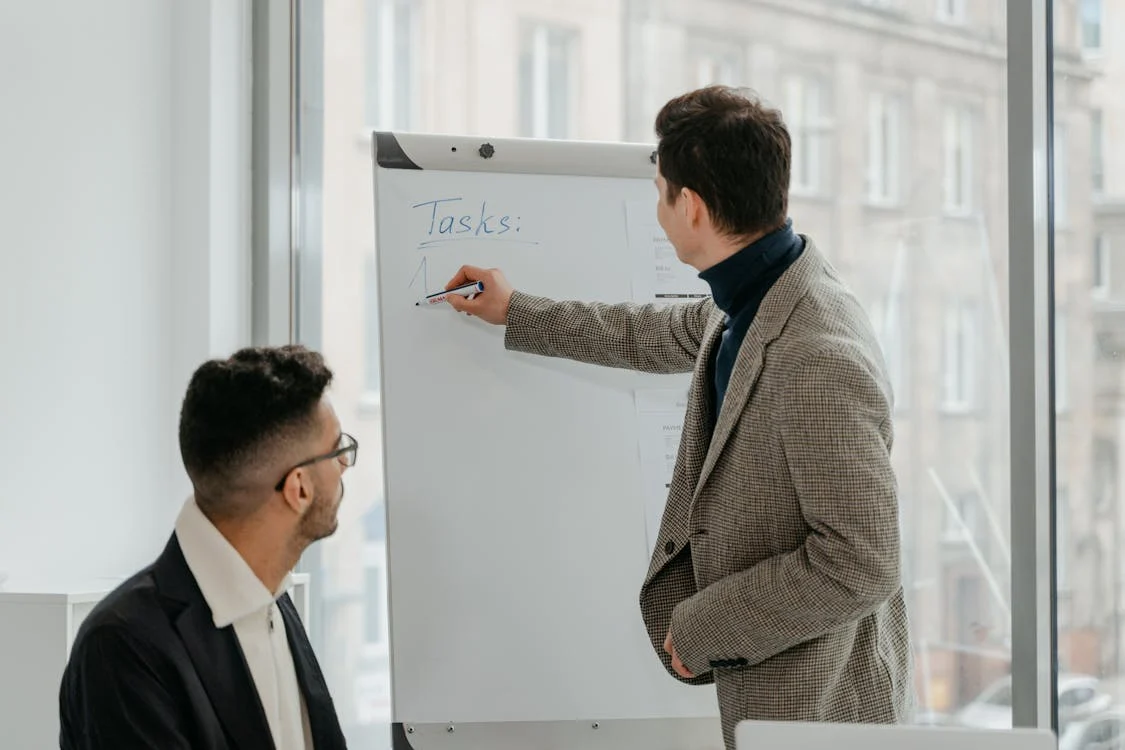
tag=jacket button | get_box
[665,540,676,555]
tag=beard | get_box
[298,477,344,544]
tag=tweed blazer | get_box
[504,238,914,749]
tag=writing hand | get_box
[444,265,514,325]
[664,630,695,679]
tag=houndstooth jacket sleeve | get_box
[666,343,901,677]
[503,291,714,374]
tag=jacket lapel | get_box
[691,239,824,501]
[642,311,724,586]
[279,594,346,749]
[693,329,765,498]
[155,536,275,750]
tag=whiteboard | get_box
[734,721,1056,750]
[372,132,717,733]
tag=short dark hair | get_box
[178,345,334,507]
[655,85,790,238]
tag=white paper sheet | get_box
[625,200,711,306]
[634,387,691,556]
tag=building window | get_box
[944,490,980,542]
[936,0,967,24]
[867,92,902,205]
[365,0,419,130]
[785,75,832,195]
[943,106,974,215]
[1055,310,1068,413]
[1081,0,1102,54]
[943,299,978,410]
[1094,233,1110,298]
[1057,487,1069,590]
[364,254,381,395]
[519,23,576,139]
[1092,109,1105,195]
[871,295,908,411]
[362,506,388,653]
[687,36,742,88]
[1055,122,1068,227]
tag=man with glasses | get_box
[60,345,355,750]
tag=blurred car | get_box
[1059,709,1125,750]
[955,673,1112,731]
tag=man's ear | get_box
[681,187,705,227]
[280,470,312,514]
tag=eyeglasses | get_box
[274,432,359,492]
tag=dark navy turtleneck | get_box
[699,218,805,427]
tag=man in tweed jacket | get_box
[444,85,914,748]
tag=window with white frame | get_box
[1055,310,1068,413]
[1057,487,1069,590]
[364,0,419,130]
[1054,122,1068,227]
[519,23,577,139]
[785,75,832,195]
[364,254,381,396]
[943,298,979,410]
[687,35,743,88]
[867,92,902,204]
[944,490,980,542]
[936,0,967,24]
[870,294,908,411]
[1081,0,1103,54]
[1092,109,1105,195]
[1094,233,1110,298]
[362,533,389,653]
[943,105,974,215]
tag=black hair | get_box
[178,345,333,510]
[655,85,791,238]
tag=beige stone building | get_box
[297,0,1118,743]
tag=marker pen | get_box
[415,281,484,307]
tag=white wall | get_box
[0,0,250,590]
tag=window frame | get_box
[519,21,578,140]
[262,0,1063,735]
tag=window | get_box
[945,490,981,542]
[943,299,979,410]
[785,75,831,195]
[1092,109,1104,195]
[943,106,974,214]
[687,36,742,88]
[363,563,387,648]
[364,254,381,396]
[867,92,902,204]
[1081,0,1102,54]
[1057,488,1069,591]
[871,295,908,411]
[1054,122,1068,227]
[295,0,1018,742]
[1094,233,1110,298]
[364,0,418,130]
[936,0,967,24]
[519,23,576,139]
[1055,311,1068,413]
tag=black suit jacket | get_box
[59,534,347,749]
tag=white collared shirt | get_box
[176,497,314,750]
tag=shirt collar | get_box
[699,218,800,314]
[175,496,293,628]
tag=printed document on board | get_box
[634,387,690,557]
[625,200,710,306]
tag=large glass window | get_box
[1054,0,1125,737]
[294,1,1031,744]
